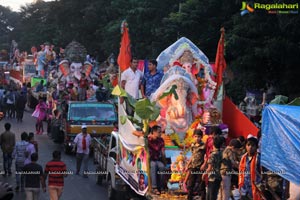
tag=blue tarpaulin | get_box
[261,104,300,184]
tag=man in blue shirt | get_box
[141,60,163,99]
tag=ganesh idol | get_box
[56,41,93,87]
[152,37,217,142]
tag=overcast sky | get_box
[0,0,53,12]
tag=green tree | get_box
[226,8,300,102]
[0,6,20,50]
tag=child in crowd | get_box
[204,135,223,200]
[239,137,262,200]
[219,139,242,200]
[28,132,38,152]
[185,129,206,200]
[203,127,222,165]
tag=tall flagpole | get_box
[213,27,226,113]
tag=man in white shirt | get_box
[73,124,92,178]
[121,58,143,115]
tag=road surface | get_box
[0,109,108,200]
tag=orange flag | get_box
[117,20,131,72]
[213,27,226,99]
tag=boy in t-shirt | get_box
[219,139,241,200]
[23,153,46,199]
[44,150,67,200]
[185,129,206,200]
[201,126,222,170]
[203,135,223,200]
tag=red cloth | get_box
[84,64,92,76]
[59,63,68,77]
[79,78,88,88]
[239,152,261,200]
[222,96,259,138]
[111,76,118,87]
[205,136,214,159]
[137,60,144,72]
[117,21,131,72]
[45,160,67,186]
[82,135,87,150]
[213,28,226,99]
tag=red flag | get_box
[117,20,131,72]
[213,27,226,99]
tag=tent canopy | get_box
[261,104,300,184]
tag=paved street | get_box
[0,109,108,200]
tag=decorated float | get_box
[110,37,225,198]
[33,41,92,110]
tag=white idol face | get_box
[70,62,83,80]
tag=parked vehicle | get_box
[92,132,133,200]
[63,101,117,154]
[93,123,189,200]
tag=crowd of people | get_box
[0,83,28,122]
[0,122,74,200]
[118,57,291,200]
[146,122,264,200]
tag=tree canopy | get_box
[0,0,299,102]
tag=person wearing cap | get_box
[239,137,262,200]
[73,124,92,178]
[218,139,242,200]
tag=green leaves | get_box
[135,98,160,121]
[159,84,178,100]
[135,98,152,119]
[111,85,136,108]
[120,115,127,125]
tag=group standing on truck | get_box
[1,32,298,200]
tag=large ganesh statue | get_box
[56,41,93,86]
[151,37,221,145]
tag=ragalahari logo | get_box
[240,2,255,15]
[240,2,298,15]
